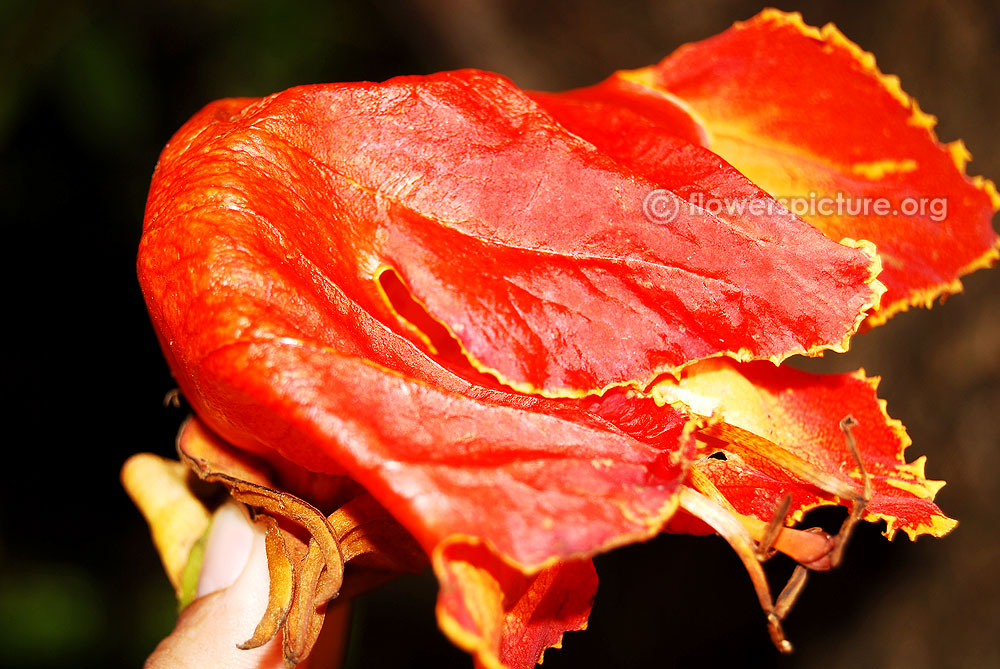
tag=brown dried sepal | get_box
[238,515,295,650]
[176,416,427,665]
[329,494,428,598]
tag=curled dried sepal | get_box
[178,417,346,605]
[329,494,426,573]
[237,515,295,650]
[282,539,329,664]
[169,416,426,665]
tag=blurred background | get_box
[2,0,998,666]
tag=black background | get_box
[2,1,999,667]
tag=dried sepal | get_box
[169,416,426,665]
[282,539,329,664]
[237,514,295,650]
[178,417,346,604]
[328,493,426,572]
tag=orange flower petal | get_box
[187,336,696,569]
[143,71,882,401]
[602,9,998,324]
[434,540,596,669]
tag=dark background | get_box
[2,1,998,667]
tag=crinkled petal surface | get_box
[192,339,696,568]
[143,70,880,400]
[597,9,998,323]
[653,359,956,540]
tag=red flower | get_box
[126,10,996,667]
